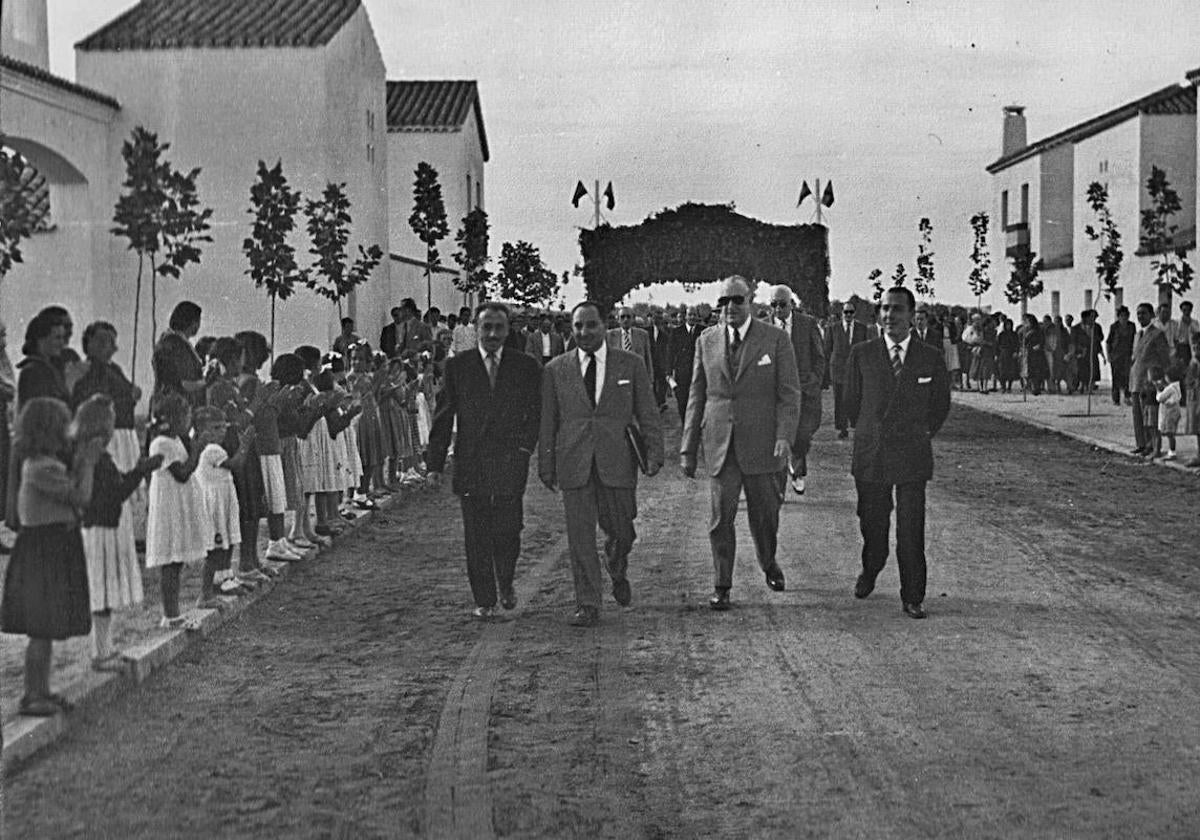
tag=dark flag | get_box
[821,180,835,207]
[603,181,615,210]
[571,180,588,208]
[796,180,812,207]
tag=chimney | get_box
[1,0,50,70]
[1002,105,1027,158]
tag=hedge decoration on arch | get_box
[578,202,830,315]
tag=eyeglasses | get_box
[770,300,791,308]
[842,310,855,316]
[716,295,745,307]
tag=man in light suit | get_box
[427,303,542,618]
[1129,302,1173,456]
[681,276,801,610]
[525,313,566,366]
[540,301,664,627]
[608,307,655,380]
[768,285,825,495]
[825,302,870,438]
[845,287,951,619]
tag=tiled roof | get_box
[386,80,490,162]
[987,83,1197,174]
[76,0,361,51]
[0,55,120,109]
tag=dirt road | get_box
[8,405,1200,838]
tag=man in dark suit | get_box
[682,276,801,610]
[1129,302,1172,456]
[427,303,542,619]
[845,287,951,620]
[825,302,870,438]
[525,313,566,366]
[668,305,705,422]
[540,301,664,627]
[379,306,404,358]
[912,306,943,349]
[607,307,655,380]
[1106,305,1136,405]
[647,312,673,410]
[768,285,825,495]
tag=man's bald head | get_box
[768,284,794,305]
[720,275,752,299]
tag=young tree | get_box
[112,126,212,383]
[494,240,560,307]
[915,217,935,298]
[0,143,40,278]
[304,182,383,320]
[868,268,884,302]
[1083,181,1123,299]
[452,207,491,301]
[890,262,908,287]
[1004,248,1044,308]
[1139,165,1194,296]
[967,212,991,306]
[244,160,307,355]
[408,162,449,311]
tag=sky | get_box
[47,0,1200,307]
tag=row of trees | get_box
[863,165,1194,312]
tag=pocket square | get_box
[617,379,631,385]
[757,354,772,366]
[917,376,932,384]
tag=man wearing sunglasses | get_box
[681,276,802,611]
[768,285,825,495]
[825,302,870,439]
[606,307,655,382]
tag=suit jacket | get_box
[845,337,950,484]
[607,327,655,379]
[647,324,672,376]
[825,318,870,384]
[912,325,944,350]
[681,320,802,477]
[1106,320,1136,363]
[669,324,703,383]
[539,346,664,490]
[379,322,400,358]
[426,349,541,497]
[779,312,826,444]
[1130,324,1172,392]
[524,330,566,365]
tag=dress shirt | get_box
[577,340,607,404]
[887,333,913,366]
[478,344,504,364]
[777,314,792,334]
[727,320,749,346]
[1157,318,1180,346]
[541,332,553,357]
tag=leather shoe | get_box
[499,589,517,611]
[902,602,927,619]
[854,573,876,599]
[837,429,849,440]
[612,577,632,607]
[709,589,731,611]
[765,565,785,592]
[471,605,496,619]
[569,606,599,627]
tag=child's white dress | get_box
[196,443,242,550]
[1158,381,1183,434]
[145,435,212,567]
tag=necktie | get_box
[731,328,742,354]
[623,330,632,352]
[584,352,597,406]
[891,344,903,377]
[485,351,498,389]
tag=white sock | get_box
[92,612,114,660]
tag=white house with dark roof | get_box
[987,78,1197,324]
[1,0,489,387]
[386,80,489,316]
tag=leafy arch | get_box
[579,203,830,314]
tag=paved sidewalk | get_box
[952,387,1200,469]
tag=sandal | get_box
[160,615,187,630]
[91,653,126,673]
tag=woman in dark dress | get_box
[995,317,1021,393]
[1019,313,1048,396]
[1072,310,1106,394]
[152,301,206,410]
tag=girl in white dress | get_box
[145,394,215,629]
[193,407,251,609]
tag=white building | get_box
[987,78,1197,324]
[1,0,488,385]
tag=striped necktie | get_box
[623,330,632,352]
[485,352,498,389]
[891,343,903,377]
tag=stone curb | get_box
[953,394,1199,476]
[0,487,412,773]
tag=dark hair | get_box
[401,298,420,316]
[883,287,916,312]
[195,336,217,361]
[341,317,355,328]
[1136,303,1154,316]
[150,392,190,435]
[81,321,117,356]
[1117,305,1130,316]
[192,406,226,432]
[16,397,71,456]
[313,370,335,392]
[1148,365,1164,380]
[570,300,605,320]
[293,345,322,370]
[321,352,345,374]
[390,306,402,318]
[270,353,306,385]
[235,331,270,371]
[474,301,511,321]
[22,312,62,356]
[210,336,243,372]
[168,301,202,332]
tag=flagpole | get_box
[594,179,601,229]
[814,179,823,226]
